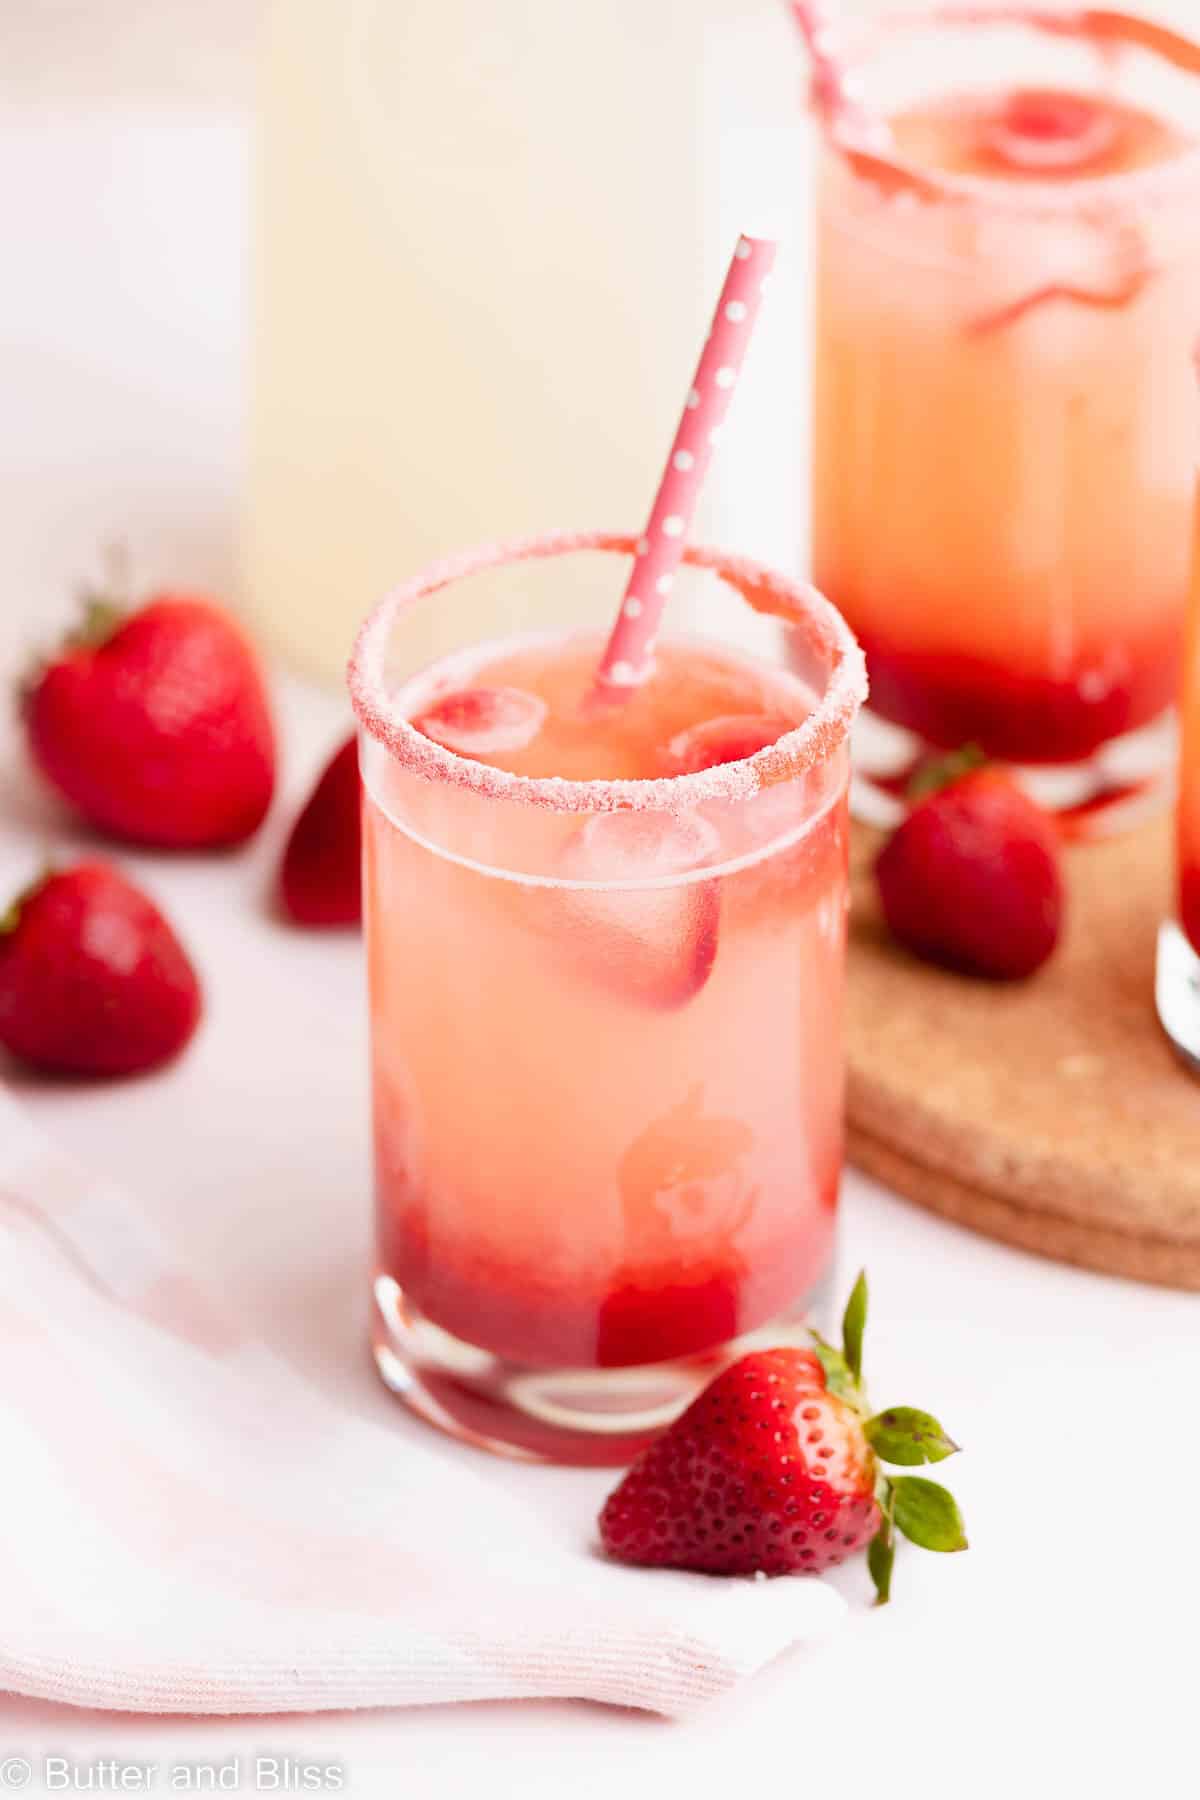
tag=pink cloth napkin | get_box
[0,1085,845,1719]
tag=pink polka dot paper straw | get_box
[784,3,892,152]
[593,232,778,697]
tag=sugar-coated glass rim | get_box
[823,4,1200,220]
[348,529,868,815]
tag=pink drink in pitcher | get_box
[811,8,1200,823]
[1179,499,1200,963]
[1158,478,1200,1070]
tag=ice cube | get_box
[539,811,722,1010]
[571,809,722,883]
[740,777,811,849]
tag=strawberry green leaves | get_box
[813,1271,968,1605]
[906,741,986,802]
[864,1407,959,1466]
[841,1269,867,1383]
[810,1266,869,1397]
[869,1473,967,1604]
[810,1333,854,1398]
[70,596,128,653]
[890,1477,968,1554]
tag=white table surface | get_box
[3,8,1199,1792]
[1,672,1197,1798]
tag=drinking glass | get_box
[1157,466,1200,1069]
[349,531,866,1462]
[810,6,1200,829]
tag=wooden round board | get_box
[845,814,1200,1289]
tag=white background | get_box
[2,4,1199,1795]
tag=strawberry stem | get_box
[70,596,127,652]
[906,743,987,803]
[868,1481,896,1606]
[18,578,130,717]
[69,546,134,650]
[809,1330,856,1400]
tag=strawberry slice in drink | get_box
[982,89,1120,174]
[552,810,722,1011]
[971,208,1151,338]
[970,260,1150,338]
[414,685,547,756]
[667,710,805,842]
[664,712,796,774]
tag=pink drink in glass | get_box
[1180,498,1200,960]
[1158,478,1200,1070]
[349,532,865,1462]
[811,7,1200,826]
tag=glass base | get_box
[1156,920,1200,1075]
[370,1268,834,1465]
[850,707,1176,841]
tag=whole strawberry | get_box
[875,760,1063,980]
[24,594,276,849]
[600,1274,966,1602]
[279,734,361,927]
[0,862,201,1076]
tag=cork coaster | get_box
[846,815,1200,1290]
